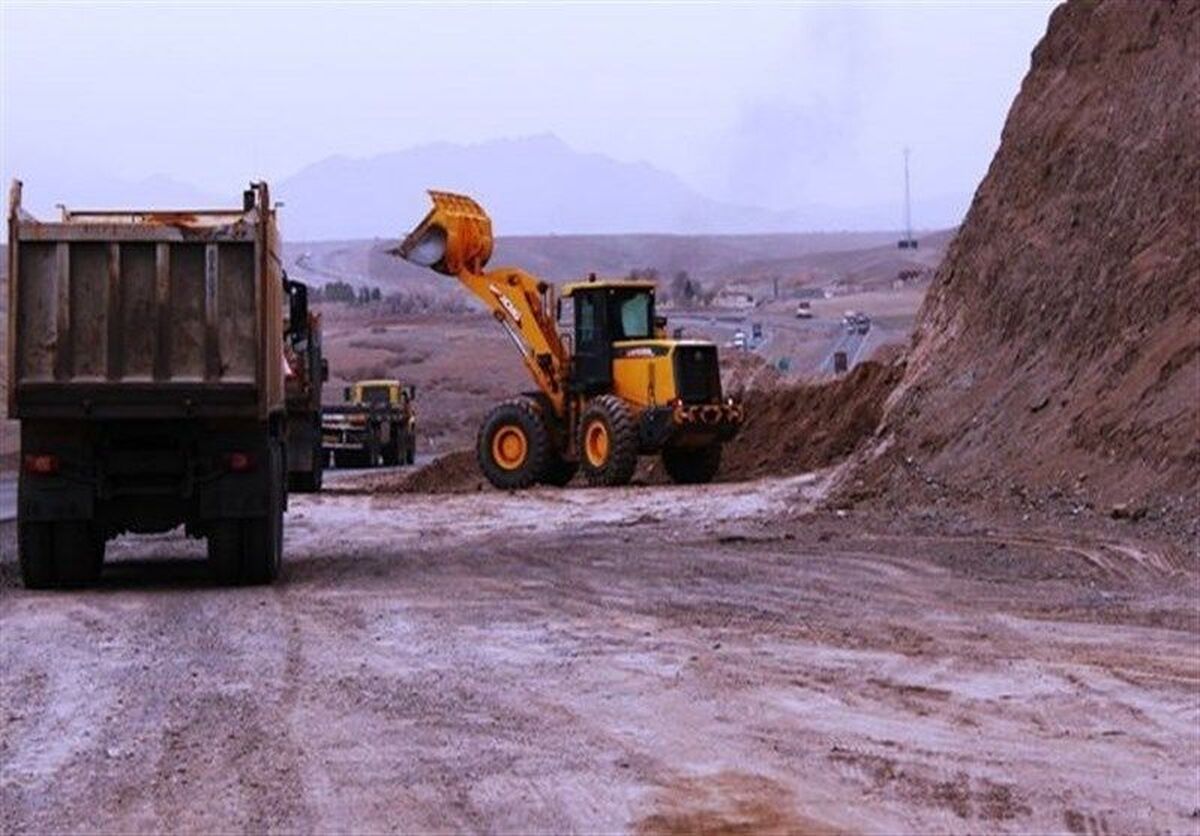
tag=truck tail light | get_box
[224,451,256,473]
[23,453,60,476]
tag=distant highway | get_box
[819,325,880,374]
[671,310,882,376]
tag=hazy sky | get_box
[2,1,1056,219]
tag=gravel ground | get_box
[1,476,1197,834]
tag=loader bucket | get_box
[397,190,493,276]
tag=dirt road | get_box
[1,475,1197,834]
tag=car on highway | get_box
[794,301,813,319]
[732,329,748,350]
[842,311,871,335]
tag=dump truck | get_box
[283,277,327,492]
[321,379,416,468]
[7,181,289,587]
[398,191,743,489]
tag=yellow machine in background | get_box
[398,191,743,489]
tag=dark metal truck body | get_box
[283,278,326,492]
[7,181,288,587]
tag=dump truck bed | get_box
[6,181,285,421]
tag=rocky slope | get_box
[871,0,1199,520]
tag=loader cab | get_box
[561,278,656,395]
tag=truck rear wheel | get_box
[662,443,722,485]
[579,395,638,487]
[290,437,324,493]
[477,397,551,490]
[19,520,103,589]
[382,431,400,466]
[208,442,284,585]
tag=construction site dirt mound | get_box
[721,352,783,396]
[721,361,904,481]
[861,0,1199,522]
[341,450,486,495]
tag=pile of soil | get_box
[344,450,486,495]
[721,352,783,396]
[398,450,484,493]
[721,361,904,481]
[861,0,1199,520]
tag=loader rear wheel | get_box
[662,443,722,485]
[477,397,551,490]
[579,395,638,487]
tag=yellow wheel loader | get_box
[397,191,743,489]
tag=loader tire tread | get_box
[477,397,552,490]
[579,395,639,487]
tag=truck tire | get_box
[541,454,578,487]
[290,437,324,493]
[476,397,551,490]
[207,520,243,585]
[578,395,639,487]
[19,521,103,589]
[662,443,722,485]
[338,449,365,468]
[53,521,105,587]
[18,522,56,589]
[382,431,400,467]
[208,442,284,585]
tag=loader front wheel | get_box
[477,398,551,490]
[579,395,638,487]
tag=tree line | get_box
[627,268,716,306]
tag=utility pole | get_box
[898,147,918,250]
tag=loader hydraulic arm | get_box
[397,192,570,415]
[454,267,569,414]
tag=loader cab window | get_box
[576,293,599,347]
[612,290,653,340]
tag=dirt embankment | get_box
[720,360,903,481]
[859,0,1200,525]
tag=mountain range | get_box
[7,135,969,240]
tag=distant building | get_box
[715,284,756,309]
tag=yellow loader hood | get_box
[397,190,494,277]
